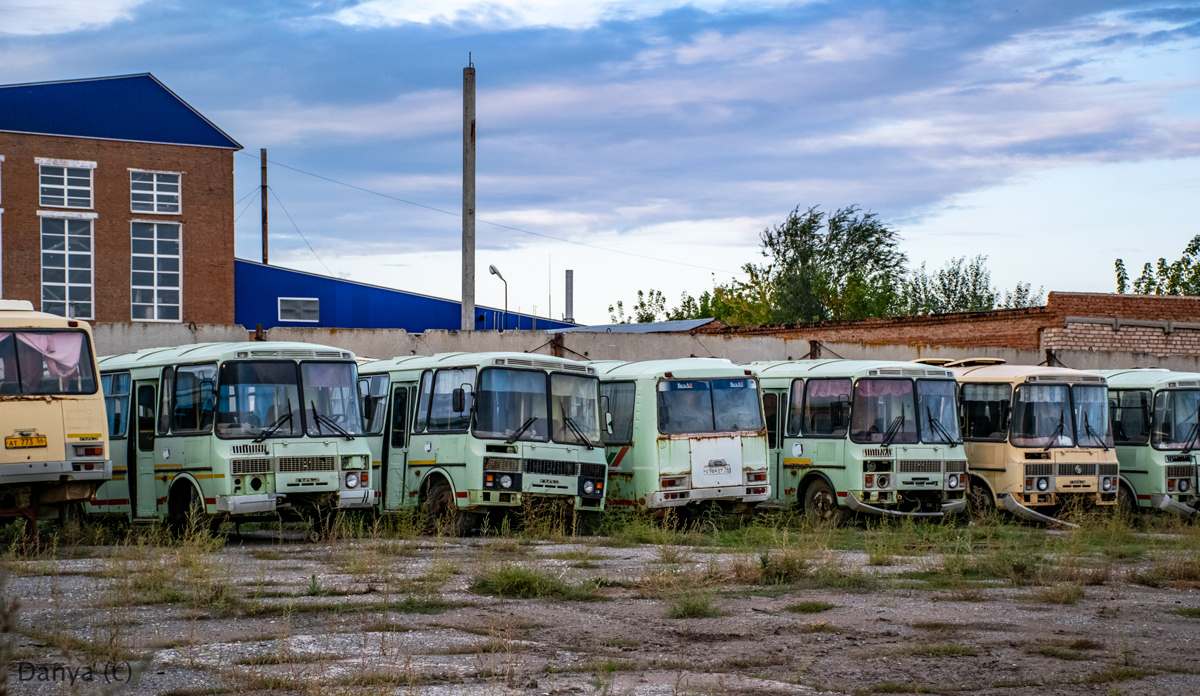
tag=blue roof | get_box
[550,318,721,334]
[0,74,241,150]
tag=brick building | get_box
[0,74,241,324]
[698,292,1200,358]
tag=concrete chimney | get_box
[564,270,574,324]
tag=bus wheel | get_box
[1116,483,1138,519]
[424,479,474,537]
[167,482,204,534]
[802,479,845,524]
[965,478,994,520]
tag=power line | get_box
[267,187,335,277]
[238,151,745,276]
[233,187,260,223]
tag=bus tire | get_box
[424,478,474,537]
[1116,483,1138,519]
[965,477,994,520]
[167,481,204,534]
[802,479,846,524]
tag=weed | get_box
[470,565,600,601]
[863,681,934,694]
[797,621,838,634]
[1083,667,1153,684]
[906,644,979,657]
[1028,583,1085,605]
[665,590,723,619]
[785,601,837,614]
[1172,607,1200,619]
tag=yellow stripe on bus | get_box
[193,474,225,479]
[783,458,813,466]
[408,460,436,466]
[67,433,103,439]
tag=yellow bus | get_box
[1,299,110,535]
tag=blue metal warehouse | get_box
[234,260,576,332]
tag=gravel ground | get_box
[3,526,1200,695]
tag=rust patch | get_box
[784,487,796,496]
[408,490,418,497]
[0,394,58,402]
[607,471,634,480]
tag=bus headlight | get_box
[1036,477,1049,491]
[1102,477,1113,492]
[876,474,890,489]
[499,474,513,489]
[947,474,959,489]
[583,480,596,496]
[345,474,358,488]
[1180,479,1191,493]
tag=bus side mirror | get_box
[363,396,377,423]
[605,412,613,435]
[452,387,466,413]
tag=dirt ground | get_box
[3,520,1200,696]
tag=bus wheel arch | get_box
[965,475,995,517]
[420,472,473,536]
[799,474,845,522]
[1116,476,1138,517]
[166,475,205,531]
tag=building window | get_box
[131,222,181,322]
[130,170,181,214]
[41,216,93,319]
[37,159,95,209]
[278,297,319,322]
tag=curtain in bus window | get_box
[851,379,918,444]
[786,379,805,436]
[551,373,600,445]
[1011,384,1074,448]
[102,373,131,437]
[802,379,852,436]
[600,382,635,444]
[7,331,95,394]
[960,383,1011,441]
[429,368,476,432]
[302,362,364,437]
[1073,385,1113,449]
[475,368,547,440]
[173,364,216,433]
[1112,390,1150,446]
[712,378,762,432]
[658,380,714,434]
[15,331,83,379]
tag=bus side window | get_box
[803,379,852,436]
[390,387,409,449]
[599,381,635,444]
[763,393,778,449]
[157,367,174,435]
[138,385,157,452]
[172,364,216,434]
[960,383,1012,441]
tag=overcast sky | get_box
[4,0,1199,324]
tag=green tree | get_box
[607,289,668,323]
[1115,235,1200,295]
[903,256,996,314]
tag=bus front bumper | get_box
[1150,494,1199,517]
[1001,493,1078,528]
[648,485,771,508]
[0,459,111,485]
[844,493,963,518]
[216,493,283,515]
[339,489,376,509]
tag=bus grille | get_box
[1099,464,1119,476]
[232,458,272,475]
[945,461,967,473]
[1025,463,1053,477]
[525,459,577,477]
[484,457,521,473]
[862,448,892,458]
[1166,465,1196,479]
[898,460,941,473]
[230,444,268,455]
[580,462,607,479]
[278,456,336,473]
[1058,463,1096,476]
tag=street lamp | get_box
[489,264,508,331]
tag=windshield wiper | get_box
[563,416,595,450]
[253,399,294,443]
[506,417,538,444]
[882,413,906,448]
[310,401,355,440]
[1042,413,1066,452]
[925,406,959,445]
[1083,413,1109,451]
[1180,416,1200,454]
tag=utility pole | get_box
[461,57,476,330]
[260,148,268,264]
[564,270,575,324]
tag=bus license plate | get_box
[5,436,48,449]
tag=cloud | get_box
[0,0,152,35]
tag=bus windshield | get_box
[551,373,601,445]
[475,368,549,441]
[850,379,918,445]
[1073,385,1113,449]
[1152,389,1200,450]
[658,378,763,435]
[302,362,363,437]
[217,361,301,439]
[0,330,97,396]
[1011,384,1074,448]
[917,380,960,444]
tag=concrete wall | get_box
[90,323,1200,372]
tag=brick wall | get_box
[0,131,235,324]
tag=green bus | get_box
[89,342,375,528]
[1092,368,1199,517]
[357,352,608,534]
[590,359,770,510]
[753,360,968,519]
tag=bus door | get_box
[133,383,159,519]
[384,385,411,511]
[762,390,784,500]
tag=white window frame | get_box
[35,157,96,210]
[129,168,182,215]
[278,297,320,323]
[130,220,183,323]
[38,211,96,320]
